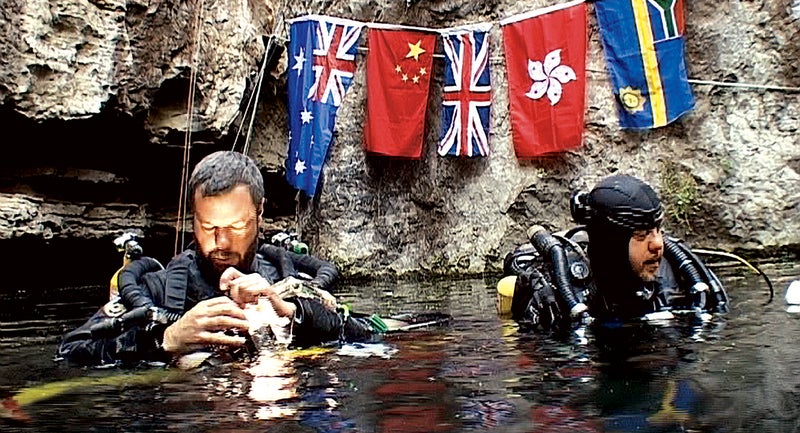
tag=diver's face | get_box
[628,227,664,282]
[193,184,261,275]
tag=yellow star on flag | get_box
[395,65,402,73]
[405,40,426,61]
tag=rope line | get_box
[233,5,289,156]
[174,0,206,256]
[243,34,274,155]
[260,29,800,93]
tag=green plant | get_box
[659,162,700,232]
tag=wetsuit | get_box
[508,229,727,332]
[57,243,377,367]
[510,175,728,332]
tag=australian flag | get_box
[286,15,364,197]
[438,24,492,158]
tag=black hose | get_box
[664,237,729,313]
[675,241,730,312]
[118,257,164,308]
[528,226,588,317]
[563,225,588,240]
[664,238,710,309]
[89,306,182,338]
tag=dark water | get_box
[1,260,799,433]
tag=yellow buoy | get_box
[496,275,517,317]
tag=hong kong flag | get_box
[364,25,437,158]
[500,0,587,158]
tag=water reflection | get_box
[246,350,299,418]
[0,261,798,432]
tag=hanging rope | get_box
[174,0,207,256]
[242,30,276,155]
[239,29,276,156]
[230,40,268,154]
[232,0,290,156]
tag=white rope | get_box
[687,79,800,92]
[242,52,268,155]
[175,0,206,256]
[274,6,800,95]
[587,67,800,92]
[231,57,262,152]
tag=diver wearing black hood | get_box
[581,174,674,320]
[504,174,728,330]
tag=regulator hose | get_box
[527,225,588,317]
[676,242,730,312]
[118,257,165,308]
[663,238,710,311]
[692,248,773,305]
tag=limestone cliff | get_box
[0,0,798,282]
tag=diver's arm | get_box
[286,251,339,291]
[57,308,123,366]
[57,261,170,366]
[288,297,344,347]
[56,305,169,366]
[258,244,339,291]
[285,252,339,309]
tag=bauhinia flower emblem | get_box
[525,49,576,105]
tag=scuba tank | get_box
[109,233,165,308]
[109,233,144,299]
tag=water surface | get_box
[1,260,799,433]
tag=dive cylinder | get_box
[496,275,517,317]
[527,225,589,317]
[110,233,145,300]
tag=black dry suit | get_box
[57,243,377,367]
[505,174,729,332]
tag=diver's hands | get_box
[161,296,250,354]
[219,268,298,318]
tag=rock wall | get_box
[0,0,798,282]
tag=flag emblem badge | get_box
[525,49,577,105]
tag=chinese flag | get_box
[501,0,587,158]
[364,27,437,158]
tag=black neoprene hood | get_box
[586,174,664,232]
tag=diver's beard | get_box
[196,237,258,281]
[637,256,662,282]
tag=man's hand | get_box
[161,296,250,354]
[219,268,297,318]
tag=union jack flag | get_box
[286,15,364,197]
[438,24,493,158]
[307,18,362,106]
